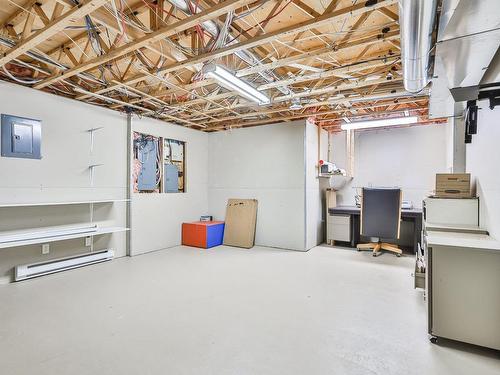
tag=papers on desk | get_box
[402,200,414,209]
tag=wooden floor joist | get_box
[0,0,443,131]
[0,0,109,67]
[34,0,260,89]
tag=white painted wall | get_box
[131,117,208,255]
[444,118,454,172]
[466,102,500,239]
[331,124,449,208]
[208,121,306,251]
[305,121,329,249]
[0,82,127,282]
[0,81,361,280]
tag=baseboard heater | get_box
[15,249,114,281]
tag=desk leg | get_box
[352,215,360,247]
[413,217,422,254]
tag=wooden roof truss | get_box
[0,0,443,132]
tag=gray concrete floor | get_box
[0,245,499,375]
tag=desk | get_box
[328,205,423,253]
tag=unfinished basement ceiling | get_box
[0,0,442,131]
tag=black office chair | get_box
[357,187,403,257]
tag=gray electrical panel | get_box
[137,139,158,191]
[1,114,41,159]
[164,164,179,193]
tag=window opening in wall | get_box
[163,138,185,193]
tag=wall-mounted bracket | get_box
[87,126,104,154]
[88,163,104,187]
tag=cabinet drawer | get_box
[330,214,350,225]
[328,222,350,242]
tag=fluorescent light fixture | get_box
[341,116,418,131]
[203,63,270,105]
[342,117,351,123]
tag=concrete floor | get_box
[0,245,499,375]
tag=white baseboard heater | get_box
[15,249,114,281]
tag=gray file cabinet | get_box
[327,214,351,244]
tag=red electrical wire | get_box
[140,0,182,21]
[187,0,205,48]
[140,0,208,53]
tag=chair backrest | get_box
[360,188,402,239]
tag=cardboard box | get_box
[223,199,258,248]
[435,173,471,198]
[182,221,225,249]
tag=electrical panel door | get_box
[163,138,185,193]
[12,123,34,153]
[137,139,158,191]
[1,114,41,159]
[164,164,179,193]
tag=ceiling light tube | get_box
[340,116,418,131]
[203,63,270,105]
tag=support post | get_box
[126,113,133,256]
[346,129,355,177]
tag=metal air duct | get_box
[398,0,438,93]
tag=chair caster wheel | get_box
[372,253,377,257]
[396,253,401,257]
[357,248,361,252]
[429,336,438,344]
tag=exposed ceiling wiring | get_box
[1,65,42,84]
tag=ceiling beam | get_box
[203,97,427,126]
[258,55,399,90]
[113,51,399,110]
[87,30,399,105]
[0,0,45,30]
[323,0,341,13]
[237,30,399,77]
[207,99,427,130]
[174,78,403,118]
[378,7,398,22]
[273,76,402,103]
[0,0,110,67]
[71,0,397,98]
[153,0,397,75]
[34,0,259,89]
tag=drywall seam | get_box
[303,122,307,251]
[126,113,132,256]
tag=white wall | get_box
[0,82,127,282]
[305,121,329,249]
[131,117,208,255]
[331,124,449,208]
[0,82,347,281]
[466,102,500,239]
[208,121,306,251]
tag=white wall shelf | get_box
[0,199,130,208]
[0,226,129,249]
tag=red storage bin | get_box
[182,221,225,249]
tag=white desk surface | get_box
[426,231,500,251]
[424,222,488,234]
